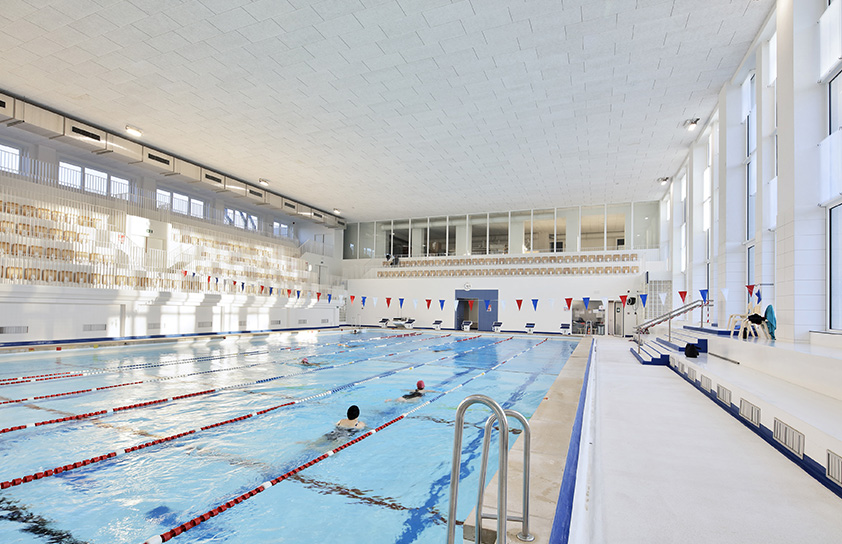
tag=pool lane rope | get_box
[0,334,506,491]
[0,333,449,435]
[0,331,414,387]
[140,337,550,544]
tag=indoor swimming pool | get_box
[0,330,576,544]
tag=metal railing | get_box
[633,299,713,347]
[447,394,533,544]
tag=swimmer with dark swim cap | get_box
[336,405,365,429]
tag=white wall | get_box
[0,284,340,345]
[346,274,645,333]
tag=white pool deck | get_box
[587,336,842,544]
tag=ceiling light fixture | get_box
[333,208,341,215]
[258,178,270,186]
[657,177,671,186]
[125,125,142,138]
[684,118,700,131]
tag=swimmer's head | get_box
[301,357,309,364]
[347,405,360,420]
[416,380,425,390]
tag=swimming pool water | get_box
[0,330,576,544]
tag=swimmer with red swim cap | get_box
[387,380,436,402]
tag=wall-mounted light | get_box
[258,178,270,186]
[333,208,341,215]
[684,118,700,131]
[657,177,671,186]
[125,125,143,138]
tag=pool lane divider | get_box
[0,333,431,406]
[0,330,413,387]
[140,336,550,544]
[0,335,504,491]
[0,333,447,435]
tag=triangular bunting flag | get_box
[532,299,538,311]
[350,295,355,304]
[601,298,608,310]
[413,299,418,309]
[720,288,729,302]
[183,270,187,276]
[639,294,648,307]
[260,285,265,294]
[755,289,761,303]
[468,300,474,311]
[327,293,332,303]
[361,296,366,308]
[548,298,555,309]
[620,295,628,307]
[316,292,321,301]
[296,290,301,298]
[746,284,755,297]
[678,290,687,303]
[583,297,590,309]
[565,297,573,310]
[287,289,292,297]
[501,300,506,310]
[485,300,492,311]
[373,297,378,307]
[426,299,432,309]
[386,297,392,308]
[269,287,274,295]
[399,298,404,308]
[439,300,445,310]
[658,292,667,305]
[700,289,709,303]
[516,299,523,310]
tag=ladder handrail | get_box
[634,299,710,335]
[447,395,510,544]
[477,410,534,542]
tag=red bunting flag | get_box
[233,281,237,286]
[260,285,264,293]
[287,289,292,297]
[565,297,573,310]
[183,270,187,276]
[350,295,355,304]
[746,284,755,297]
[426,299,431,309]
[516,299,523,310]
[678,290,687,303]
[317,292,321,301]
[386,297,392,308]
[468,300,474,311]
[207,276,211,283]
[620,295,627,307]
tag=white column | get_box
[775,0,826,342]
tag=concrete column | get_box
[775,0,826,341]
[716,83,748,327]
[756,38,777,309]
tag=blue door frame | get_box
[454,289,499,331]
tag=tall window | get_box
[59,160,133,197]
[156,189,171,209]
[273,221,290,238]
[0,143,21,173]
[744,74,757,240]
[225,208,258,231]
[831,204,842,329]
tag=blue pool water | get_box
[0,330,576,544]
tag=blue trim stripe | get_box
[548,339,594,544]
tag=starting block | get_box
[525,322,536,334]
[492,321,503,333]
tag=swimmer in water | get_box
[336,405,365,429]
[300,357,317,366]
[387,380,434,402]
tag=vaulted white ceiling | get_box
[0,0,773,222]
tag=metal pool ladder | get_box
[446,394,534,544]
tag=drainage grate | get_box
[687,367,696,382]
[828,450,842,486]
[270,320,282,326]
[716,384,731,407]
[739,398,761,427]
[0,326,29,334]
[197,321,212,328]
[701,375,712,392]
[83,324,106,332]
[773,418,805,458]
